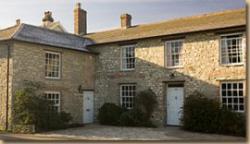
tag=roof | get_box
[0,24,94,52]
[85,8,246,45]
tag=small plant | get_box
[98,103,124,125]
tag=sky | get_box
[0,0,246,33]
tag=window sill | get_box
[220,63,245,67]
[120,69,135,72]
[45,77,61,80]
[166,66,184,69]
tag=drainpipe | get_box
[5,44,10,131]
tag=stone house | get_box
[0,3,246,130]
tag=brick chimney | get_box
[74,3,87,35]
[120,13,132,29]
[42,11,54,27]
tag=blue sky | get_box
[0,0,245,33]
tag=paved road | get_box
[0,124,246,143]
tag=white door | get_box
[83,91,94,124]
[166,87,184,126]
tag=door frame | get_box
[165,82,185,126]
[83,90,94,124]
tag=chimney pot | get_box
[42,11,54,27]
[74,2,87,35]
[76,3,81,9]
[16,19,21,25]
[120,13,132,29]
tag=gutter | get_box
[5,44,10,131]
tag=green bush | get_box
[119,108,146,126]
[98,103,124,125]
[182,91,246,137]
[13,81,72,132]
[135,89,157,120]
[98,89,157,128]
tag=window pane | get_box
[166,40,183,67]
[220,35,243,64]
[220,82,244,112]
[45,52,60,78]
[120,85,136,109]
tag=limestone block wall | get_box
[11,41,95,124]
[0,43,13,130]
[91,31,246,126]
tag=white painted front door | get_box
[83,91,94,124]
[166,87,184,126]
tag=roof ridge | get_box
[86,8,245,35]
[139,8,245,27]
[11,24,24,39]
[22,23,84,39]
[0,24,19,32]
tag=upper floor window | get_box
[220,81,244,112]
[120,84,136,109]
[45,91,61,112]
[121,45,135,71]
[165,40,183,68]
[45,51,61,79]
[220,34,243,65]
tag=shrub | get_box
[45,111,72,130]
[216,107,246,136]
[13,81,72,132]
[182,91,220,133]
[119,108,147,127]
[98,103,124,125]
[182,91,246,137]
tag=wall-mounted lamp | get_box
[169,72,176,79]
[78,85,83,93]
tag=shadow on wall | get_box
[92,33,247,125]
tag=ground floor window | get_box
[220,81,244,112]
[120,84,136,109]
[45,91,61,112]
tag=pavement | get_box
[0,124,246,143]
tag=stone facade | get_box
[91,31,246,126]
[0,43,13,130]
[0,41,95,130]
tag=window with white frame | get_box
[220,81,244,112]
[220,34,244,65]
[165,40,183,67]
[120,84,136,109]
[121,45,135,70]
[45,51,61,79]
[45,91,61,112]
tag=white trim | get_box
[219,33,244,66]
[219,81,245,113]
[45,51,61,79]
[120,45,136,71]
[219,32,243,37]
[120,84,136,109]
[44,91,61,112]
[164,39,184,68]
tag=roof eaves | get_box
[87,24,246,46]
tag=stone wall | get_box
[90,31,246,126]
[11,41,95,124]
[0,43,13,130]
